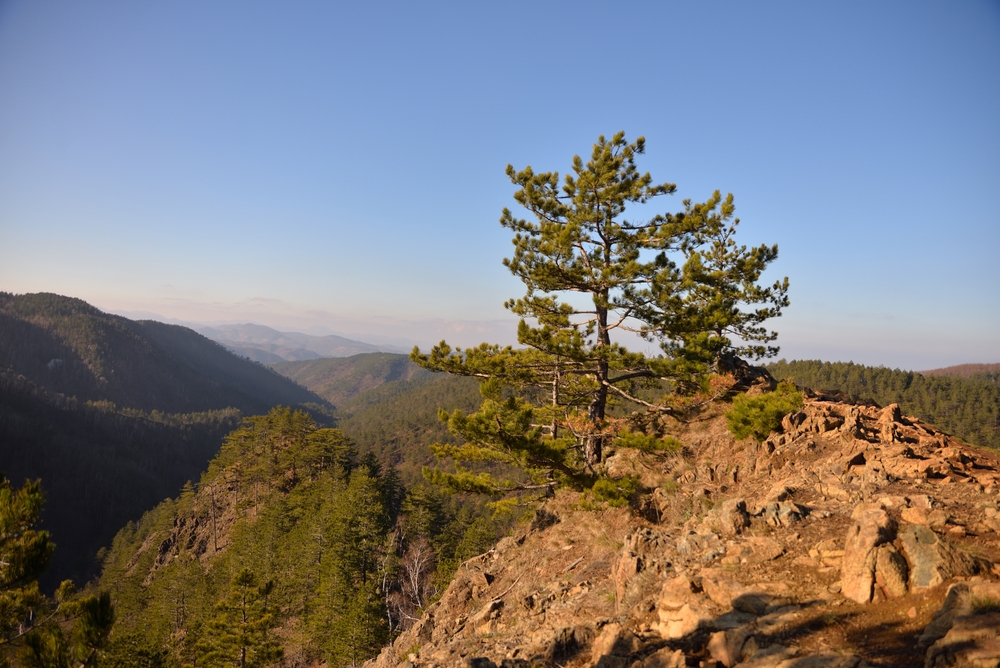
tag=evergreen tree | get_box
[327,582,388,668]
[195,569,282,668]
[0,475,114,667]
[0,477,53,649]
[413,132,788,488]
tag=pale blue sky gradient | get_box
[1,1,998,369]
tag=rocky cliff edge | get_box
[368,389,1000,668]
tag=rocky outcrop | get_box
[368,391,1000,668]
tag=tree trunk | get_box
[585,300,611,467]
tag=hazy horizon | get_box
[2,2,998,371]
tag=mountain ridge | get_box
[195,322,406,363]
[0,291,333,586]
[369,388,1000,668]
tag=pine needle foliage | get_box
[0,475,115,668]
[413,132,788,496]
[725,380,804,442]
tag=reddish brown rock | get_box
[841,504,896,603]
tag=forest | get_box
[96,407,506,667]
[0,292,332,587]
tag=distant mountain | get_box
[920,362,1000,378]
[0,292,333,586]
[270,353,434,407]
[196,322,404,362]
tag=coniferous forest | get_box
[97,407,506,667]
[0,292,332,588]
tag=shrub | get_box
[590,475,642,508]
[725,380,804,442]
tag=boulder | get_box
[757,501,807,527]
[841,504,896,603]
[708,626,754,667]
[590,622,639,668]
[898,524,977,592]
[676,530,726,563]
[700,568,747,609]
[919,581,1000,649]
[724,537,785,565]
[732,644,795,667]
[774,655,865,667]
[700,567,790,616]
[642,647,686,668]
[925,611,1000,667]
[707,498,752,536]
[656,602,717,639]
[658,574,702,610]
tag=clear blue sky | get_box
[1,1,998,369]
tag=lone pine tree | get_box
[413,132,788,497]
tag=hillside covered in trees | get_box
[271,354,481,482]
[98,408,506,667]
[767,359,1000,450]
[0,292,333,587]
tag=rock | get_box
[677,531,726,563]
[902,507,930,524]
[472,598,504,631]
[724,537,784,565]
[782,411,807,433]
[925,612,1000,667]
[716,609,759,628]
[710,499,752,536]
[658,574,703,610]
[754,606,803,635]
[927,509,950,528]
[700,569,747,609]
[613,548,644,601]
[465,658,497,668]
[920,583,974,646]
[879,404,902,424]
[700,568,789,616]
[656,573,720,637]
[657,602,717,639]
[643,647,686,668]
[708,626,754,667]
[899,524,978,592]
[873,544,909,599]
[541,625,593,664]
[840,504,896,603]
[590,622,639,668]
[732,644,795,667]
[919,581,1000,648]
[774,655,865,667]
[757,501,807,527]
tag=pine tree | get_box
[195,569,282,668]
[0,475,115,667]
[0,477,53,649]
[413,132,788,489]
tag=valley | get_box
[1,292,998,667]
